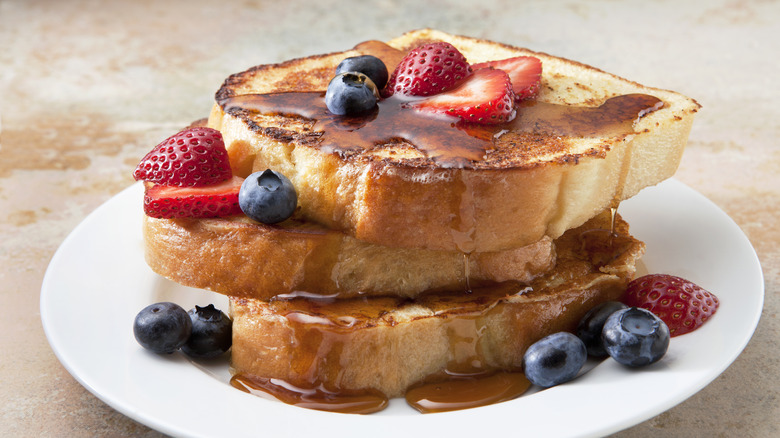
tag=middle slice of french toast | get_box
[143,213,555,300]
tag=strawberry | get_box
[384,42,472,97]
[143,176,244,219]
[624,274,720,337]
[133,127,232,187]
[412,67,516,124]
[472,56,542,101]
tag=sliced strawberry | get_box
[134,127,232,187]
[472,56,542,101]
[143,176,244,219]
[624,274,720,337]
[384,42,472,97]
[412,68,516,124]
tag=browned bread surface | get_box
[230,212,645,398]
[208,29,699,252]
[143,213,554,300]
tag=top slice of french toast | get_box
[208,29,699,252]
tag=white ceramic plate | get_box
[41,179,764,438]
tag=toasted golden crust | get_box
[230,212,645,398]
[143,213,555,300]
[208,29,699,252]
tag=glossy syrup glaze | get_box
[218,40,663,169]
[219,92,663,169]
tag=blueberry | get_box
[576,301,628,358]
[325,72,378,115]
[133,302,192,354]
[335,55,389,90]
[523,332,587,388]
[239,169,297,224]
[181,304,232,359]
[602,307,670,367]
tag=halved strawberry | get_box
[412,68,516,124]
[384,42,472,97]
[472,56,542,101]
[134,127,232,187]
[143,176,244,219]
[624,274,720,337]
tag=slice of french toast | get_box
[208,29,699,252]
[229,211,645,399]
[143,213,554,300]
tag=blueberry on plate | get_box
[133,302,192,354]
[325,72,378,115]
[335,55,389,90]
[523,332,587,388]
[576,301,628,358]
[239,169,297,224]
[181,304,232,359]
[602,307,670,367]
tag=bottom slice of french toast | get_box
[229,211,644,405]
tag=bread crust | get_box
[230,212,645,397]
[208,29,699,252]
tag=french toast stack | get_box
[142,29,699,411]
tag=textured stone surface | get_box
[1,0,777,436]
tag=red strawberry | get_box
[143,176,244,219]
[384,42,472,97]
[134,127,232,187]
[624,274,720,337]
[472,56,542,101]
[412,67,516,124]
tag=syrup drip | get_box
[578,208,634,268]
[231,374,388,414]
[463,253,472,293]
[405,372,530,413]
[610,205,619,241]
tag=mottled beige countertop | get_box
[1,0,777,436]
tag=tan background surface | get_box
[1,0,777,436]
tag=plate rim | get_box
[40,178,765,438]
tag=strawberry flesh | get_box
[384,42,472,97]
[143,176,244,219]
[624,274,720,337]
[412,67,516,124]
[472,56,542,102]
[134,127,232,187]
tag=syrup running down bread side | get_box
[230,281,535,414]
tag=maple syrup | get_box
[610,205,618,235]
[463,253,472,293]
[219,92,663,169]
[230,374,388,414]
[405,372,530,413]
[577,208,635,268]
[232,281,530,413]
